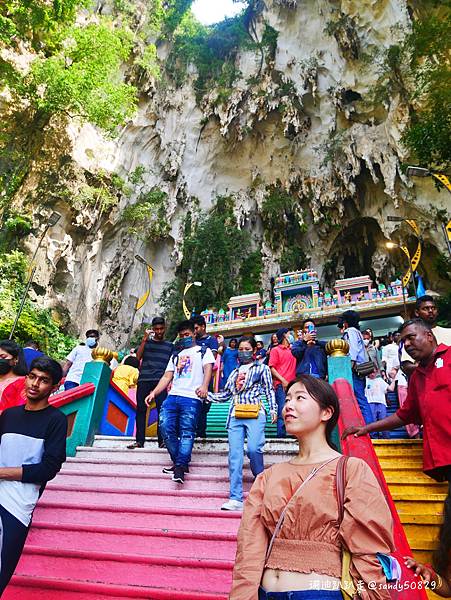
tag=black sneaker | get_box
[127,441,144,449]
[172,466,185,484]
[163,465,189,475]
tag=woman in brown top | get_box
[230,375,395,600]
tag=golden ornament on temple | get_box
[91,346,114,364]
[325,339,349,357]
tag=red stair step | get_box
[6,575,227,599]
[15,546,233,593]
[34,500,242,533]
[27,522,238,559]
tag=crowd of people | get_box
[0,293,449,597]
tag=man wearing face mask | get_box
[192,315,219,439]
[269,328,297,438]
[62,329,100,391]
[145,320,215,484]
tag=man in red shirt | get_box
[269,328,297,437]
[342,318,451,579]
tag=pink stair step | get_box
[15,546,233,593]
[43,485,234,508]
[53,471,250,491]
[34,501,242,533]
[62,460,238,476]
[6,575,227,599]
[27,522,237,559]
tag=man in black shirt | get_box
[0,356,67,595]
[128,317,174,449]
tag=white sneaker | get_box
[221,499,243,511]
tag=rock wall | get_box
[13,0,451,345]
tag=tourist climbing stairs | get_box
[373,439,448,600]
[5,436,296,599]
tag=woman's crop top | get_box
[230,456,395,600]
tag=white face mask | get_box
[363,339,370,347]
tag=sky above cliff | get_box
[191,0,246,25]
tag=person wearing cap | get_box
[338,311,373,425]
[268,328,296,437]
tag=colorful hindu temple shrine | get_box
[205,269,415,337]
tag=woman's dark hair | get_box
[433,498,451,576]
[29,356,62,385]
[238,336,257,350]
[229,338,238,348]
[0,340,28,375]
[286,375,340,450]
[124,356,140,369]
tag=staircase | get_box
[5,436,296,599]
[373,439,448,600]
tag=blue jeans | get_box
[258,588,343,599]
[159,395,201,468]
[370,403,390,439]
[227,412,266,502]
[352,373,373,425]
[274,385,287,437]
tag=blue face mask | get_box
[287,334,295,344]
[238,350,254,364]
[86,337,97,348]
[181,336,193,348]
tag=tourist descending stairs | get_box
[373,439,448,600]
[4,436,296,599]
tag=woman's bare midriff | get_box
[261,568,341,592]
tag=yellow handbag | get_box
[337,456,358,599]
[341,548,357,599]
[234,402,261,419]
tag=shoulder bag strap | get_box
[336,455,348,524]
[265,456,339,562]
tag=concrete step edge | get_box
[22,545,234,570]
[37,499,242,519]
[45,483,236,500]
[30,520,238,542]
[9,574,227,600]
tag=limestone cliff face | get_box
[13,0,451,344]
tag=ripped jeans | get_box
[159,395,202,468]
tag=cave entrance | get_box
[324,217,386,285]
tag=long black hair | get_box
[0,340,28,375]
[286,374,340,450]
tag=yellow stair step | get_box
[403,525,441,544]
[398,514,443,525]
[386,483,447,495]
[379,460,424,470]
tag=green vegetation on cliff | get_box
[159,196,263,332]
[0,251,77,358]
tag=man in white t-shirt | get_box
[365,372,390,439]
[146,320,214,484]
[62,329,100,390]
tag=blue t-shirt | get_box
[196,335,219,354]
[23,348,44,370]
